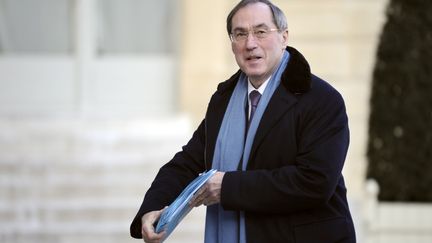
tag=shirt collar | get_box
[248,76,271,95]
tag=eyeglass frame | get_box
[229,27,282,42]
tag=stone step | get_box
[0,116,192,161]
[0,201,206,242]
[1,209,205,232]
[0,116,198,242]
[0,194,207,242]
[1,223,204,243]
[0,162,163,199]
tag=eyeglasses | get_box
[230,28,280,42]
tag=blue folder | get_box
[155,169,217,241]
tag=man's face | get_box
[230,3,288,86]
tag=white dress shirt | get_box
[247,76,271,119]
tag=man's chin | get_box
[243,71,265,80]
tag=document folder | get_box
[155,169,217,241]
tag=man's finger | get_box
[141,208,168,242]
[190,185,209,207]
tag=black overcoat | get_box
[131,46,356,243]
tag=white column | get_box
[75,0,96,116]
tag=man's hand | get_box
[190,171,225,207]
[141,207,167,243]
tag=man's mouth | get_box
[246,55,262,61]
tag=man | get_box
[130,0,356,242]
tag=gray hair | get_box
[226,0,288,36]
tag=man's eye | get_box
[255,30,267,36]
[236,32,248,37]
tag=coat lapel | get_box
[247,85,298,167]
[247,46,312,168]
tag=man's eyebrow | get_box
[232,26,248,33]
[254,23,269,29]
[232,23,270,32]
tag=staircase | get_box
[0,116,206,243]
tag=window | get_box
[0,0,72,54]
[97,0,176,55]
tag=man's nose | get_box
[245,34,258,50]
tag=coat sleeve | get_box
[129,119,207,238]
[220,84,350,214]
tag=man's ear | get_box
[282,29,289,47]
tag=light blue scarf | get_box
[204,50,290,243]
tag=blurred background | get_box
[1,0,431,242]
